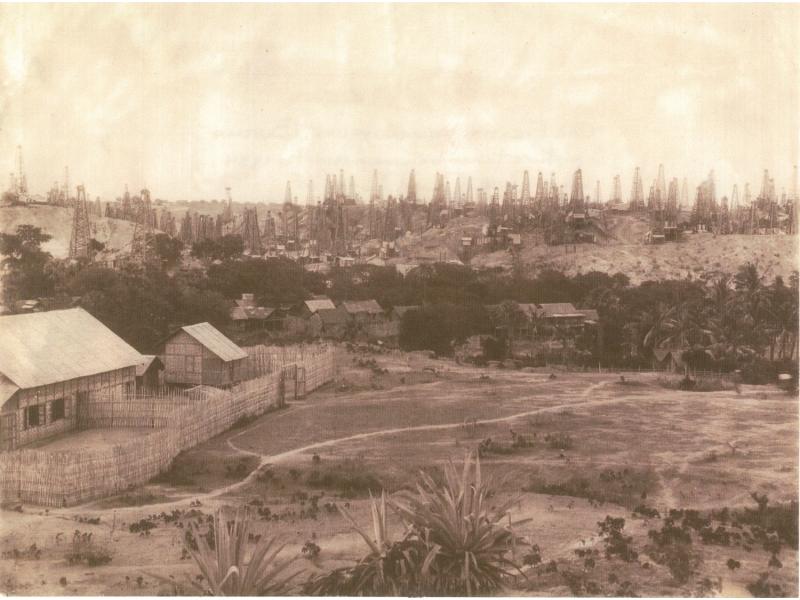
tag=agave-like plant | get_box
[390,452,527,596]
[183,508,301,595]
[307,491,423,595]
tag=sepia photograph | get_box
[0,2,798,597]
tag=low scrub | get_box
[306,458,383,498]
[65,530,112,567]
[657,376,735,392]
[523,467,656,509]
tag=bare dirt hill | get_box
[0,205,139,259]
[471,232,799,283]
[390,213,798,282]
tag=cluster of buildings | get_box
[0,308,266,451]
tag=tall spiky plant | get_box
[183,508,300,595]
[390,452,527,595]
[306,492,424,595]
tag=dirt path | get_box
[57,379,639,517]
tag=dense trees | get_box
[0,223,795,377]
[0,225,56,303]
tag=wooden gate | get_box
[0,413,16,451]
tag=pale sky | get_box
[1,3,798,203]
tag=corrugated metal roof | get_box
[342,300,384,315]
[536,303,582,318]
[180,322,247,362]
[304,298,336,313]
[0,308,143,389]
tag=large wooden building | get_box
[160,322,248,388]
[0,308,143,450]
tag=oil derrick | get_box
[384,195,399,240]
[534,172,546,210]
[489,187,500,227]
[569,169,585,211]
[665,178,679,225]
[338,169,345,200]
[655,164,666,209]
[611,175,622,205]
[548,173,559,209]
[465,176,473,208]
[521,171,531,209]
[502,182,513,219]
[159,208,175,237]
[348,176,355,202]
[61,167,70,206]
[242,206,262,254]
[179,211,193,243]
[122,185,132,220]
[428,173,447,226]
[453,177,462,210]
[130,188,156,264]
[445,180,452,208]
[629,167,645,211]
[370,170,380,205]
[68,185,91,260]
[13,145,29,202]
[407,169,417,205]
[790,165,798,202]
[284,181,293,206]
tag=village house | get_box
[342,299,385,328]
[309,306,349,339]
[229,293,276,331]
[0,308,143,450]
[160,322,248,388]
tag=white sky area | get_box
[1,3,798,203]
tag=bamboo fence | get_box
[0,345,335,507]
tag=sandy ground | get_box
[24,428,150,451]
[0,349,797,596]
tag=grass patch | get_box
[95,489,171,508]
[523,467,657,508]
[306,458,384,498]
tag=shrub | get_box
[183,508,301,595]
[391,453,527,595]
[65,531,112,567]
[597,517,637,562]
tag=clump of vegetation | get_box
[747,572,786,597]
[182,508,301,595]
[306,458,383,498]
[523,467,655,509]
[65,530,112,567]
[306,453,527,596]
[2,543,42,560]
[597,517,637,562]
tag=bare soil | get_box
[1,348,796,596]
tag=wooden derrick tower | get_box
[68,185,91,260]
[130,188,154,264]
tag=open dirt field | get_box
[1,349,797,596]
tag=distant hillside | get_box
[0,205,139,259]
[390,213,798,283]
[471,231,798,284]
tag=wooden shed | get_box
[161,322,248,388]
[0,308,142,450]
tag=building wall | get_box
[0,366,135,450]
[163,331,205,386]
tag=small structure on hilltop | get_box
[0,308,143,450]
[160,322,248,388]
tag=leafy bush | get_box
[182,508,300,595]
[306,459,383,498]
[597,517,637,562]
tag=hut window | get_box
[51,398,65,421]
[26,405,40,428]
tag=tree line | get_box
[1,225,796,381]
